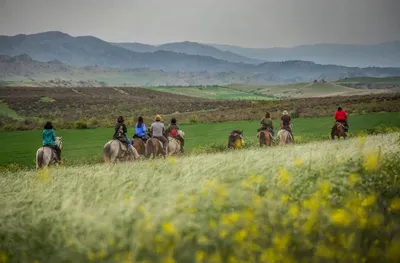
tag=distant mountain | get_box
[112,42,156,53]
[210,41,400,68]
[2,54,400,86]
[0,31,251,72]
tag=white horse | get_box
[277,129,293,146]
[103,139,140,163]
[167,130,185,156]
[36,136,63,170]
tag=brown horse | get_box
[228,130,244,149]
[331,122,347,140]
[145,138,166,159]
[133,138,146,156]
[257,130,272,147]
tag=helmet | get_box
[282,110,288,115]
[155,115,161,121]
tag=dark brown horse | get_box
[145,138,166,159]
[228,130,244,149]
[331,122,347,140]
[133,138,146,156]
[257,130,272,147]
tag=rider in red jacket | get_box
[334,106,348,132]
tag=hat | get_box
[155,114,161,121]
[282,110,288,115]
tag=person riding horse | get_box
[113,116,133,152]
[280,110,294,142]
[332,106,349,133]
[133,116,150,141]
[150,115,168,154]
[42,121,61,163]
[165,118,185,153]
[258,111,275,143]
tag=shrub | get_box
[74,121,88,129]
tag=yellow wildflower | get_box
[330,209,352,226]
[280,194,289,203]
[0,251,8,263]
[221,213,240,225]
[319,181,331,196]
[162,222,177,235]
[233,229,247,242]
[219,229,228,239]
[288,204,300,217]
[196,251,206,263]
[315,244,335,259]
[277,168,291,186]
[273,234,291,251]
[167,156,176,165]
[198,236,208,245]
[363,152,379,172]
[389,198,400,211]
[348,173,359,185]
[361,194,376,207]
[124,194,132,200]
[208,220,217,229]
[87,251,96,261]
[216,185,227,197]
[162,257,176,263]
[37,168,51,182]
[294,157,304,167]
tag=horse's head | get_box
[56,136,63,150]
[178,130,185,138]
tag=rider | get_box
[281,110,294,141]
[113,116,132,152]
[150,114,168,154]
[333,106,349,133]
[258,111,275,137]
[42,121,61,162]
[166,118,185,153]
[133,116,149,141]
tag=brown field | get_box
[1,86,400,130]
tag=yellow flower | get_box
[277,168,291,186]
[361,194,376,207]
[216,185,227,197]
[167,156,176,165]
[294,157,304,167]
[288,204,300,217]
[162,257,176,263]
[198,236,208,245]
[0,250,8,263]
[233,229,247,242]
[162,222,177,235]
[348,173,359,185]
[315,244,335,259]
[221,213,240,225]
[330,209,352,226]
[219,229,228,239]
[280,194,289,203]
[273,234,291,251]
[196,251,206,263]
[37,168,51,182]
[124,194,132,200]
[208,220,217,229]
[319,182,331,196]
[87,251,96,261]
[389,198,400,211]
[363,152,379,172]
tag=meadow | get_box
[1,112,400,169]
[0,132,399,262]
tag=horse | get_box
[145,138,166,159]
[36,136,63,170]
[167,130,185,156]
[132,138,147,156]
[277,129,293,146]
[103,139,140,163]
[257,130,273,147]
[228,130,244,149]
[331,122,347,140]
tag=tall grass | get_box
[0,133,400,262]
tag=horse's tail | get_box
[36,148,43,170]
[103,141,111,163]
[145,139,154,158]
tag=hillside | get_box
[211,41,400,67]
[2,54,400,87]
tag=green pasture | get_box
[145,86,271,100]
[1,112,400,168]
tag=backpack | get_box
[170,127,178,138]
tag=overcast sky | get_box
[0,0,399,48]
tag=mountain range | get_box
[1,31,400,85]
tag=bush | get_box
[74,122,88,129]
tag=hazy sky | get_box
[0,0,399,48]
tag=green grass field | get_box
[145,86,271,100]
[0,133,399,262]
[1,112,400,168]
[0,100,21,120]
